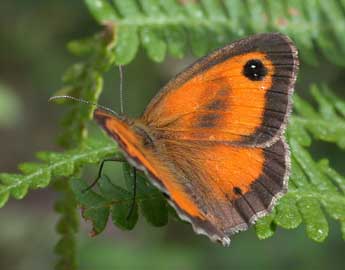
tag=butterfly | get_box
[93,33,299,246]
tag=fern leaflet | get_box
[84,0,345,66]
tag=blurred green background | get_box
[0,1,344,269]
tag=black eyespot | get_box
[243,59,267,81]
[233,187,243,195]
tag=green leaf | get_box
[18,162,52,188]
[122,162,137,191]
[188,26,210,57]
[158,0,184,17]
[293,94,319,118]
[0,174,29,200]
[202,0,226,19]
[78,0,345,65]
[136,174,168,227]
[302,0,320,38]
[310,85,337,120]
[85,0,118,23]
[71,178,110,235]
[319,0,345,54]
[140,195,168,227]
[141,0,164,15]
[67,38,97,57]
[122,163,168,227]
[298,198,329,243]
[223,0,246,37]
[36,152,75,177]
[290,158,310,189]
[291,138,336,192]
[72,164,169,233]
[274,195,302,229]
[0,138,117,208]
[56,28,115,148]
[98,175,139,230]
[267,0,289,32]
[111,199,139,230]
[113,0,142,18]
[140,27,167,62]
[286,0,318,66]
[322,87,345,118]
[293,87,345,148]
[0,189,9,208]
[114,25,139,65]
[287,118,312,147]
[246,0,267,33]
[255,210,276,240]
[318,159,345,194]
[164,26,187,58]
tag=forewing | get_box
[94,109,212,233]
[142,33,298,147]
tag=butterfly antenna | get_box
[48,95,119,116]
[119,65,125,114]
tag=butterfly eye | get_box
[243,59,267,81]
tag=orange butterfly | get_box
[94,33,298,246]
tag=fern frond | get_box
[0,139,116,208]
[70,163,168,235]
[256,86,345,242]
[292,85,345,149]
[54,28,116,148]
[256,141,345,242]
[54,179,79,270]
[84,0,345,66]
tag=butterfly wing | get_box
[94,109,289,246]
[142,33,298,147]
[159,138,289,245]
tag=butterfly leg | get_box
[83,157,125,192]
[126,167,137,220]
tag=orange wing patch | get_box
[144,52,273,142]
[163,139,265,204]
[201,143,265,197]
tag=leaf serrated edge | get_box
[0,141,117,207]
